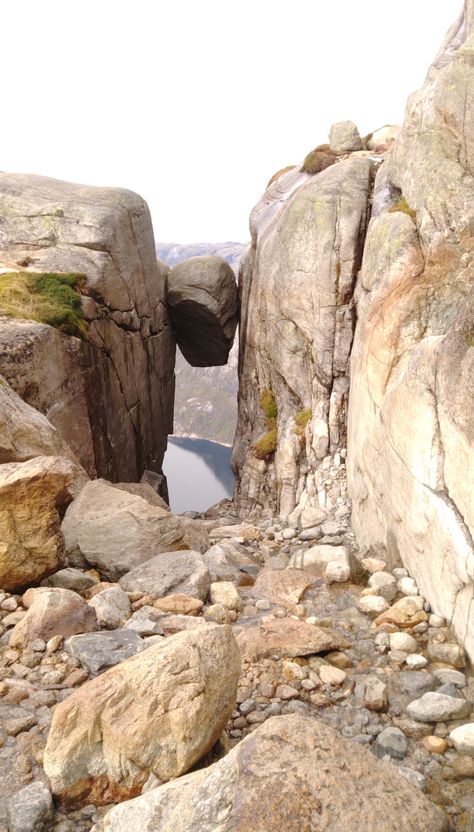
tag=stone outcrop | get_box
[233,154,374,518]
[167,255,238,366]
[97,714,448,832]
[347,1,474,658]
[0,455,76,591]
[43,624,241,806]
[0,173,176,482]
[61,479,209,579]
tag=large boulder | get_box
[167,255,238,366]
[43,624,241,807]
[97,714,448,832]
[329,119,363,152]
[0,455,75,591]
[118,550,210,600]
[10,587,97,648]
[61,479,209,579]
[0,173,175,482]
[347,2,474,659]
[237,617,349,660]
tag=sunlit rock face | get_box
[0,173,175,481]
[233,156,374,519]
[347,2,474,657]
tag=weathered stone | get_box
[167,255,238,366]
[407,692,471,722]
[153,594,203,616]
[427,642,466,668]
[0,172,175,482]
[319,665,346,686]
[62,480,209,579]
[325,560,350,583]
[202,540,263,582]
[422,736,447,754]
[390,632,418,653]
[373,726,407,761]
[10,588,96,648]
[252,568,313,607]
[329,120,363,152]
[364,676,388,711]
[41,567,98,592]
[358,595,389,616]
[6,781,53,832]
[289,545,350,570]
[44,624,241,807]
[118,550,210,600]
[89,586,132,629]
[449,724,474,756]
[374,597,428,628]
[64,630,145,674]
[99,714,447,832]
[209,581,241,610]
[0,456,75,590]
[237,617,348,660]
[368,571,397,601]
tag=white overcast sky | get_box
[3,1,458,242]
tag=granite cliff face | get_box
[233,2,474,656]
[347,1,474,656]
[0,174,176,481]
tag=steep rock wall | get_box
[233,157,375,519]
[347,2,474,656]
[0,174,175,481]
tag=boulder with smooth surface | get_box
[10,588,97,648]
[119,550,210,600]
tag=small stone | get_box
[361,558,386,574]
[397,577,418,596]
[428,614,445,628]
[239,698,256,715]
[259,681,274,698]
[375,631,390,652]
[392,568,408,579]
[396,766,426,790]
[46,635,63,654]
[319,666,346,686]
[203,603,234,624]
[282,528,297,540]
[64,668,89,687]
[299,527,321,542]
[427,642,465,668]
[358,595,389,616]
[210,582,241,611]
[449,724,474,756]
[390,632,418,653]
[406,654,428,670]
[368,572,397,602]
[325,561,350,583]
[246,710,266,724]
[373,726,407,760]
[275,684,300,700]
[452,756,474,777]
[6,781,53,832]
[407,692,471,722]
[5,708,37,736]
[421,736,447,754]
[1,597,18,611]
[433,669,466,688]
[153,594,203,616]
[325,651,352,669]
[27,639,46,652]
[255,599,271,611]
[364,676,388,711]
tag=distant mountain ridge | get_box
[157,241,247,445]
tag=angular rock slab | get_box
[0,456,75,591]
[61,480,209,579]
[119,550,210,600]
[237,617,349,660]
[252,568,314,607]
[64,630,145,675]
[99,714,448,832]
[44,624,241,807]
[10,588,97,648]
[167,255,238,367]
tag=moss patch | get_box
[388,196,416,222]
[0,271,87,338]
[301,145,339,175]
[260,388,277,422]
[293,408,312,437]
[253,429,277,460]
[253,388,278,460]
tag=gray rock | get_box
[124,607,165,636]
[406,692,471,722]
[6,782,52,832]
[388,671,437,713]
[329,120,363,152]
[427,642,466,668]
[88,586,131,629]
[298,526,322,541]
[64,629,145,674]
[449,723,474,756]
[41,567,98,592]
[119,550,210,601]
[373,726,407,760]
[433,669,466,688]
[436,683,463,699]
[167,255,238,367]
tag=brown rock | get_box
[10,588,97,648]
[237,617,349,661]
[422,736,447,754]
[153,594,203,616]
[252,568,314,607]
[43,624,241,807]
[0,456,76,591]
[374,598,428,629]
[452,756,474,778]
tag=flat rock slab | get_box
[237,617,349,660]
[118,550,210,601]
[252,568,314,607]
[64,630,145,675]
[99,713,448,832]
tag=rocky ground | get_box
[0,455,473,831]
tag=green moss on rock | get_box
[253,429,277,460]
[388,196,417,222]
[0,271,87,338]
[301,145,339,175]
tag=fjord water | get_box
[163,436,235,513]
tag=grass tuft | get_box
[388,196,416,221]
[253,429,277,460]
[293,408,312,437]
[0,271,87,338]
[301,145,338,175]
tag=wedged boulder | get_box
[10,588,97,648]
[61,480,209,579]
[0,455,75,591]
[98,714,448,832]
[167,255,238,367]
[252,568,314,607]
[118,550,210,601]
[237,617,349,660]
[44,624,241,807]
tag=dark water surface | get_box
[163,436,235,514]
